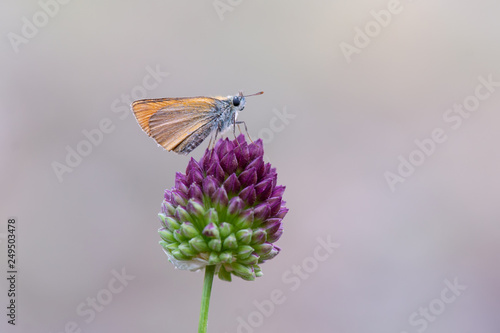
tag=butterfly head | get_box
[230,91,264,112]
[231,92,246,112]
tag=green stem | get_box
[198,265,216,333]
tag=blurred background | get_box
[2,1,500,332]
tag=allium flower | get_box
[158,134,288,281]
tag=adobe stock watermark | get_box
[339,0,425,63]
[229,235,340,333]
[248,106,295,165]
[252,106,296,145]
[51,65,169,183]
[213,0,244,21]
[385,74,500,192]
[51,267,135,333]
[399,277,467,333]
[7,0,73,54]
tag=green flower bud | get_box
[187,199,205,218]
[161,241,179,251]
[158,228,175,242]
[239,254,259,266]
[163,216,180,231]
[254,266,263,278]
[189,236,210,252]
[219,222,233,238]
[222,233,238,250]
[237,245,254,259]
[158,213,167,226]
[231,263,255,281]
[171,249,190,261]
[181,222,200,239]
[236,229,252,245]
[259,246,280,262]
[208,239,222,252]
[219,251,233,263]
[175,206,191,223]
[162,201,176,216]
[253,242,273,256]
[173,229,187,243]
[202,223,220,239]
[208,252,221,265]
[218,265,232,281]
[178,242,197,257]
[251,229,267,245]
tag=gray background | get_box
[2,1,500,332]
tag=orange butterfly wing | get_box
[131,97,221,154]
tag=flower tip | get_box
[220,150,238,174]
[236,133,246,143]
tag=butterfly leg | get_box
[213,128,220,148]
[207,135,214,151]
[232,118,238,140]
[232,118,241,148]
[235,121,254,143]
[208,127,220,160]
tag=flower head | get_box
[158,135,288,281]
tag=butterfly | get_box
[131,91,263,154]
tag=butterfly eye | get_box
[232,97,241,106]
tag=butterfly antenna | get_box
[242,91,264,98]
